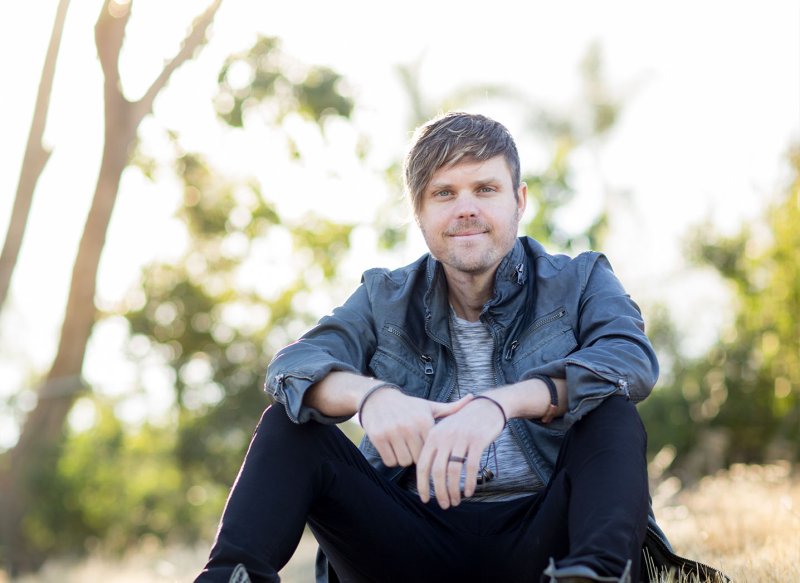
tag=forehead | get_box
[428,155,513,186]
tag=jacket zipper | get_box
[444,366,460,402]
[565,358,630,397]
[505,340,519,360]
[273,372,315,423]
[385,325,434,375]
[274,372,313,388]
[504,308,567,360]
[484,316,540,480]
[419,354,434,375]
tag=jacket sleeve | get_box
[264,282,377,424]
[528,253,659,425]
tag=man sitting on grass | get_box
[196,111,728,583]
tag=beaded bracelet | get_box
[357,382,400,424]
[530,374,559,424]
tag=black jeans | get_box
[196,396,649,583]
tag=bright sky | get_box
[0,0,798,444]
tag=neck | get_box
[444,268,496,322]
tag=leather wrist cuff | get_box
[530,374,559,424]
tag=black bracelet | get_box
[357,382,400,424]
[530,374,559,423]
[472,395,508,429]
[530,374,558,407]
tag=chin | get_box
[450,256,497,274]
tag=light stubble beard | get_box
[423,215,521,275]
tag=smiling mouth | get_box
[446,223,490,238]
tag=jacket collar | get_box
[423,238,529,344]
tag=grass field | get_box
[648,462,799,582]
[4,463,798,582]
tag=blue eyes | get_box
[433,187,495,198]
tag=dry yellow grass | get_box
[2,463,797,582]
[650,462,800,582]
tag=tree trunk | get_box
[0,0,223,574]
[0,0,71,312]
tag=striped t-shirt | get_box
[404,310,543,501]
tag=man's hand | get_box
[304,371,566,510]
[360,387,473,468]
[414,397,506,509]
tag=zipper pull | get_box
[505,341,519,360]
[274,374,286,394]
[515,263,525,285]
[420,354,434,375]
[618,378,629,397]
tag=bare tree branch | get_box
[0,0,71,311]
[94,0,132,105]
[0,0,225,573]
[137,0,223,118]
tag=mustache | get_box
[444,220,491,236]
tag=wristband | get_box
[471,394,508,429]
[357,382,400,424]
[530,374,559,423]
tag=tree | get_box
[0,0,71,311]
[0,0,223,574]
[5,33,357,567]
[118,35,357,532]
[640,144,800,478]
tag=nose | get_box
[453,192,479,219]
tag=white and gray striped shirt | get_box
[405,310,543,501]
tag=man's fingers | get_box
[445,453,465,507]
[362,391,437,468]
[392,440,416,467]
[462,450,481,499]
[390,424,426,466]
[416,447,434,503]
[432,450,451,509]
[407,432,425,464]
[417,395,503,507]
[373,437,399,467]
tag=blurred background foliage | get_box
[0,5,798,576]
[639,146,800,479]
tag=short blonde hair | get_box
[403,112,521,216]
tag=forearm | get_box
[489,376,568,421]
[302,371,382,418]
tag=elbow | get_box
[630,351,659,403]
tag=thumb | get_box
[430,393,474,419]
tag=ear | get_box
[516,182,528,218]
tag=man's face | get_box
[416,155,527,278]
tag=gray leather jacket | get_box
[265,237,670,580]
[266,237,658,481]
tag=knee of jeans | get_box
[569,397,647,453]
[584,396,643,430]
